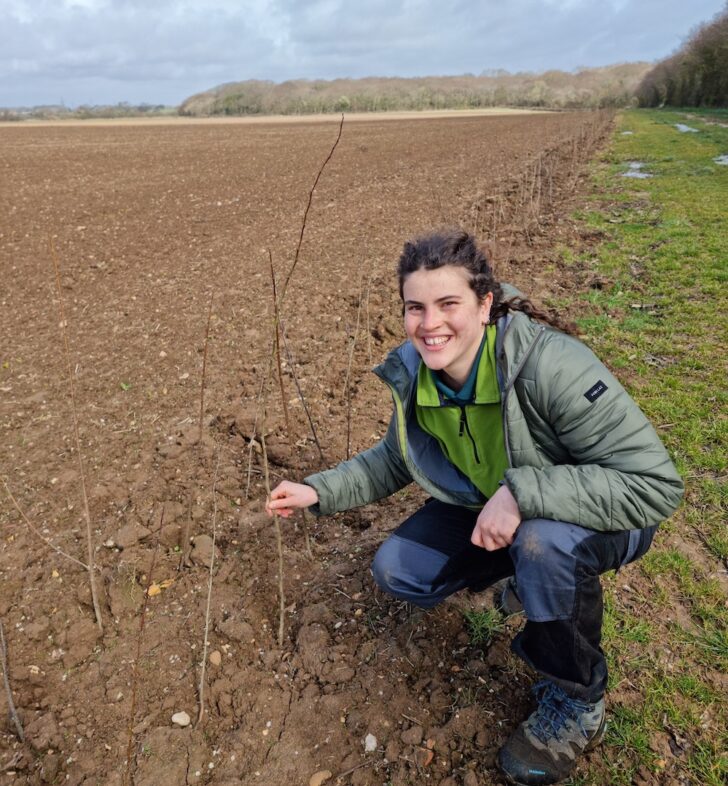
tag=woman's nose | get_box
[421,308,441,331]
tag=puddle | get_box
[675,124,699,133]
[713,154,728,166]
[621,161,653,179]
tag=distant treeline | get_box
[178,64,650,116]
[0,103,175,121]
[636,5,728,107]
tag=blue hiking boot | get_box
[497,681,606,785]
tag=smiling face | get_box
[402,266,492,390]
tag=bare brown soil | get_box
[1,111,627,786]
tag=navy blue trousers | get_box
[371,499,657,702]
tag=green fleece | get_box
[416,324,508,498]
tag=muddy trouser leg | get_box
[371,498,515,609]
[509,518,658,703]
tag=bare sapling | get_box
[343,270,365,460]
[123,514,162,786]
[198,292,214,442]
[279,114,345,306]
[196,451,220,726]
[48,236,103,633]
[0,619,24,742]
[245,116,344,492]
[268,251,291,440]
[180,290,216,570]
[279,322,325,465]
[260,419,286,647]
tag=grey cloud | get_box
[0,0,725,106]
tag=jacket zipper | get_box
[458,405,481,464]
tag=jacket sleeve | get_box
[504,335,684,531]
[304,417,413,515]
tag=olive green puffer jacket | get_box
[304,311,684,532]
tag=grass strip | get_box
[559,108,727,786]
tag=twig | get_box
[335,758,376,779]
[2,478,89,571]
[300,508,314,559]
[268,251,291,439]
[198,292,214,442]
[260,420,285,647]
[49,236,103,633]
[279,114,344,306]
[124,514,162,786]
[343,272,364,460]
[0,620,24,742]
[244,343,275,499]
[279,322,325,465]
[179,291,215,571]
[197,451,220,726]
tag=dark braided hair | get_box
[397,228,576,335]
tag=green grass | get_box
[463,607,505,646]
[559,108,728,786]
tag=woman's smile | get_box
[402,266,492,389]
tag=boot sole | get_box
[496,716,608,786]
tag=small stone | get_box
[209,650,222,667]
[190,534,218,567]
[463,770,479,786]
[112,522,151,549]
[364,733,377,752]
[171,711,191,727]
[309,770,332,786]
[401,725,423,746]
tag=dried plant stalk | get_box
[3,478,89,571]
[260,423,285,647]
[197,451,220,726]
[123,515,161,786]
[0,619,24,742]
[49,236,103,632]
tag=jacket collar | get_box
[374,310,541,398]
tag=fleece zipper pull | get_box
[458,406,481,464]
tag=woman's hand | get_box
[471,484,522,551]
[266,481,319,518]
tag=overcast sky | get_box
[1,0,726,108]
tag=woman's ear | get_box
[481,292,494,324]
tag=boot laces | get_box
[528,681,593,745]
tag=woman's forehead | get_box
[402,266,473,298]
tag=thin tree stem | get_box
[49,236,103,632]
[279,114,344,305]
[0,620,24,742]
[197,452,220,726]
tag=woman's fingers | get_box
[265,481,319,517]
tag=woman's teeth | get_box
[423,336,449,346]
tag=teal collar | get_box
[433,331,486,404]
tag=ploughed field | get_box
[1,112,612,786]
